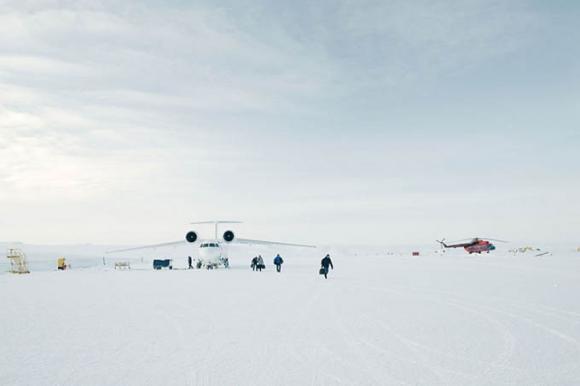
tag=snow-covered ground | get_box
[1,248,580,385]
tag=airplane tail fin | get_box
[190,221,243,240]
[436,239,448,248]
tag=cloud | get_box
[229,0,539,87]
[0,1,577,244]
[0,54,88,75]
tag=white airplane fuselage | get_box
[197,240,228,268]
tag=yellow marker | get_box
[57,257,67,270]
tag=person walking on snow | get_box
[320,254,333,279]
[256,255,265,271]
[251,256,258,271]
[188,256,193,269]
[273,254,284,273]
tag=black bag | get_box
[319,267,326,275]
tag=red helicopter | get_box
[436,237,507,254]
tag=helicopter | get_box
[436,237,507,254]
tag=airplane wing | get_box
[232,238,316,248]
[106,240,185,254]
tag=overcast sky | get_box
[0,0,578,246]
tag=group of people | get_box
[187,256,202,269]
[251,255,266,271]
[250,253,334,278]
[251,254,285,272]
[186,252,334,278]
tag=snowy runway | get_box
[2,252,579,385]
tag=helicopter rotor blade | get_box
[447,237,509,243]
[447,238,474,243]
[480,238,509,243]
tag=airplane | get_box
[436,237,507,254]
[107,221,316,269]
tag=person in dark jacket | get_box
[273,254,284,272]
[188,256,193,269]
[251,256,258,271]
[320,254,333,279]
[256,255,265,271]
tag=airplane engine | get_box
[223,230,235,242]
[185,231,198,243]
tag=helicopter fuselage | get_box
[439,238,497,254]
[464,240,496,254]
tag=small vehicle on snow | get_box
[153,259,173,270]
